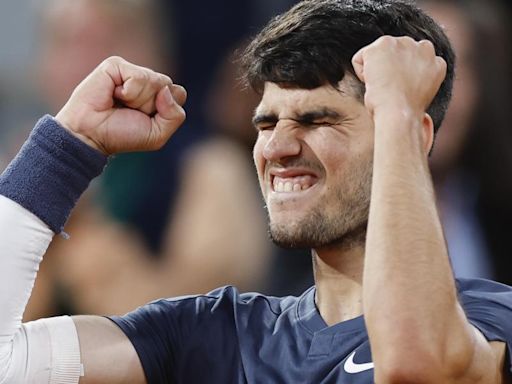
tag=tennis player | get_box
[1,1,511,383]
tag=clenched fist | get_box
[352,36,447,119]
[55,56,187,155]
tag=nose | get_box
[262,123,301,162]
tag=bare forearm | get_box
[364,110,473,380]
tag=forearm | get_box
[0,116,107,382]
[364,110,473,381]
[0,115,103,335]
[0,197,83,383]
[0,196,53,345]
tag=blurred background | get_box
[0,0,510,321]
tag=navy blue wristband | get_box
[0,115,108,233]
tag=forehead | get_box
[256,77,362,117]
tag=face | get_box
[253,78,374,250]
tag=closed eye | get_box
[252,113,278,132]
[255,124,275,132]
[303,121,334,128]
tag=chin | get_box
[268,219,322,249]
[268,214,368,250]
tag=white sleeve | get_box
[0,195,82,384]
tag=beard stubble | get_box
[268,154,373,250]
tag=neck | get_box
[313,240,365,326]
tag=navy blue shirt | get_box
[3,118,512,383]
[111,278,512,384]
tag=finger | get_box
[101,57,173,113]
[106,56,172,90]
[351,48,365,83]
[150,86,187,147]
[170,84,187,107]
[395,35,416,46]
[138,98,158,116]
[114,74,169,115]
[137,81,182,115]
[436,56,447,80]
[418,39,436,59]
[111,59,170,100]
[114,81,156,115]
[114,71,147,101]
[114,85,124,100]
[115,72,164,102]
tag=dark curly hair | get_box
[241,0,455,133]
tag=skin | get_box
[56,56,187,384]
[46,36,508,383]
[25,0,270,322]
[253,79,373,250]
[255,35,508,384]
[356,36,507,383]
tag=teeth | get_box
[272,175,314,193]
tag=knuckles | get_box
[367,35,437,57]
[418,40,437,60]
[103,55,125,64]
[132,71,151,83]
[374,35,396,47]
[354,35,447,112]
[99,55,125,71]
[99,56,171,90]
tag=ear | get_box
[422,113,435,155]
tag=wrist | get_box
[0,116,108,233]
[55,108,107,155]
[371,99,424,124]
[372,106,430,156]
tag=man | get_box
[0,0,511,383]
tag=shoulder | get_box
[109,286,302,365]
[456,277,512,307]
[456,278,512,344]
[114,286,301,327]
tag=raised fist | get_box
[352,36,447,118]
[55,56,187,155]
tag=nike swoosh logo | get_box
[344,351,374,374]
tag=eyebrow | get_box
[252,113,278,128]
[296,108,342,124]
[252,108,343,128]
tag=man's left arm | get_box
[354,36,510,384]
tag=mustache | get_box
[265,158,324,174]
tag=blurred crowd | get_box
[0,0,510,321]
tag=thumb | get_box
[351,48,366,83]
[151,85,187,144]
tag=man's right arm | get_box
[0,56,186,384]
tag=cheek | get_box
[311,138,372,183]
[252,137,267,183]
[306,132,348,174]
